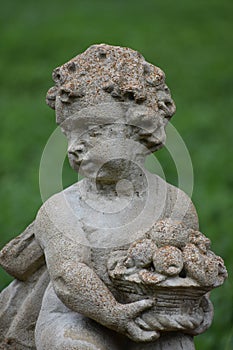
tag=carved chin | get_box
[68,155,80,172]
[148,141,165,153]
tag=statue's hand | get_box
[112,299,160,342]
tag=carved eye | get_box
[89,130,101,137]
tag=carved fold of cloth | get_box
[0,224,49,350]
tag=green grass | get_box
[0,0,232,348]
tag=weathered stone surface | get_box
[107,219,226,336]
[46,44,175,125]
[0,222,44,281]
[0,266,49,349]
[0,44,227,349]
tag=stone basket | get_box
[109,268,213,335]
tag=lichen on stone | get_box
[46,44,176,124]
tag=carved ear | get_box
[156,86,176,120]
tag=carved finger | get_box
[127,321,160,342]
[134,316,154,331]
[129,299,155,316]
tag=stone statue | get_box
[0,44,227,350]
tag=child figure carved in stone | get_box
[0,44,227,350]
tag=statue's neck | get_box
[82,163,148,198]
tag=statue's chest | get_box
[64,193,155,247]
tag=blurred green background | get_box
[0,0,232,348]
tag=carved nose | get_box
[68,144,85,156]
[158,99,175,118]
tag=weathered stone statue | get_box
[0,44,227,349]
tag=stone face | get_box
[0,44,227,349]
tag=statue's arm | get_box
[0,221,45,281]
[50,256,158,342]
[34,205,159,342]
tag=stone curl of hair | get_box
[46,44,176,121]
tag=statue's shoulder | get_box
[151,174,199,230]
[36,181,82,221]
[35,181,88,249]
[163,179,199,230]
